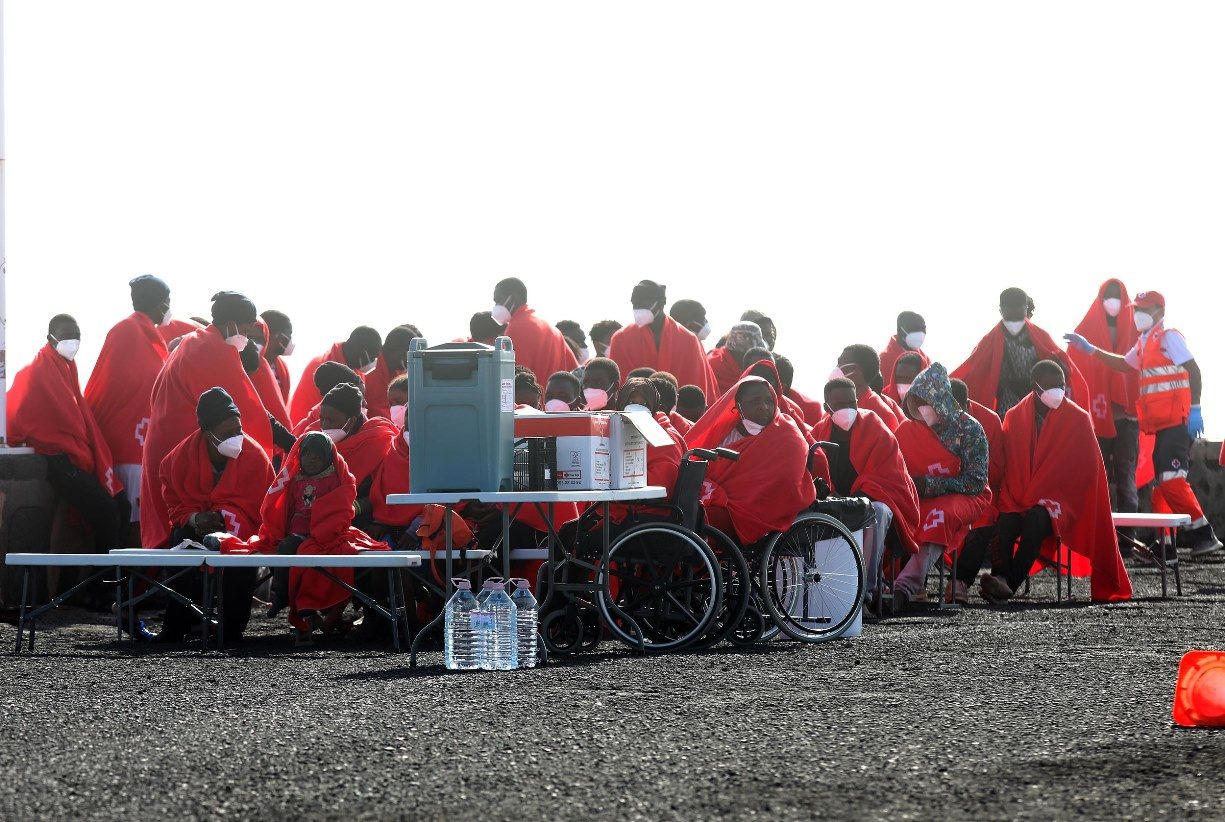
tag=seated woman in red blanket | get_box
[976,360,1132,604]
[685,376,817,546]
[157,387,275,642]
[892,363,992,611]
[224,432,385,643]
[884,352,925,406]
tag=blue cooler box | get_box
[407,337,515,492]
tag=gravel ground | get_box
[2,559,1225,821]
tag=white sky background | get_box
[5,1,1224,436]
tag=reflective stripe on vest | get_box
[1136,326,1192,432]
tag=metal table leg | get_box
[14,569,29,653]
[387,569,401,653]
[114,566,122,641]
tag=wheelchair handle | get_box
[682,447,740,463]
[714,447,740,461]
[810,441,839,455]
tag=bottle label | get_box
[471,610,495,631]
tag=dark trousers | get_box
[272,534,307,605]
[45,454,127,552]
[993,506,1053,592]
[956,525,996,585]
[1099,417,1140,541]
[160,526,258,640]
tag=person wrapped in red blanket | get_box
[739,350,816,428]
[363,325,418,421]
[647,373,693,439]
[288,326,382,427]
[976,360,1132,604]
[706,322,766,399]
[879,311,932,394]
[156,387,275,642]
[290,362,366,437]
[9,314,125,552]
[883,352,925,407]
[490,277,578,384]
[774,354,827,428]
[952,286,1088,416]
[686,376,817,545]
[140,292,274,548]
[606,280,719,401]
[834,345,906,431]
[892,363,992,611]
[260,309,296,402]
[815,377,921,602]
[222,432,386,643]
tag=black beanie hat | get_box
[322,382,363,418]
[210,291,257,325]
[196,387,240,430]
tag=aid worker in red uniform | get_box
[1066,290,1222,558]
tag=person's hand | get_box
[1063,332,1095,354]
[189,511,224,534]
[201,534,222,551]
[1188,405,1205,439]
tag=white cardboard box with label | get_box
[514,411,674,491]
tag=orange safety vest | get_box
[1136,326,1192,434]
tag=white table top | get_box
[205,553,422,569]
[386,487,667,505]
[1112,513,1193,528]
[382,549,492,560]
[6,552,207,567]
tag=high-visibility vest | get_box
[1137,326,1192,434]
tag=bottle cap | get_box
[452,578,472,590]
[513,578,531,591]
[483,577,504,590]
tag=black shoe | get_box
[265,591,288,619]
[151,629,187,644]
[1188,524,1224,559]
[892,589,910,615]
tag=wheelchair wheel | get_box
[727,602,766,646]
[690,525,751,650]
[541,608,585,655]
[759,512,863,643]
[597,522,722,653]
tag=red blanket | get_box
[84,312,169,466]
[370,433,421,527]
[272,356,292,403]
[288,342,346,427]
[858,387,903,431]
[505,305,578,383]
[879,336,930,387]
[9,344,120,494]
[951,321,1089,413]
[813,410,920,553]
[998,394,1132,602]
[251,353,291,431]
[966,399,1005,528]
[706,347,744,399]
[669,410,693,438]
[687,377,816,544]
[223,439,385,617]
[363,353,404,421]
[139,326,273,547]
[739,359,813,429]
[607,316,719,399]
[301,415,398,486]
[607,411,685,524]
[1066,279,1140,438]
[894,420,990,551]
[786,388,827,427]
[159,430,274,540]
[159,318,204,343]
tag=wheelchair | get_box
[541,442,868,655]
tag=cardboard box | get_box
[513,411,674,491]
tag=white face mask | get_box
[633,307,656,327]
[576,347,591,364]
[490,302,513,325]
[1134,311,1155,332]
[53,338,81,361]
[917,405,940,427]
[896,383,912,400]
[390,404,407,428]
[740,416,766,436]
[282,339,296,356]
[358,358,378,376]
[159,309,173,327]
[254,342,265,356]
[1037,386,1066,410]
[225,326,249,351]
[696,321,712,341]
[904,331,926,350]
[402,430,411,447]
[831,408,857,431]
[583,387,609,411]
[829,366,848,382]
[1002,320,1026,336]
[623,403,650,415]
[322,421,351,443]
[544,398,571,413]
[1102,298,1122,318]
[212,433,244,459]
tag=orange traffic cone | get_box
[1173,651,1225,728]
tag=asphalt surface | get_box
[2,558,1225,821]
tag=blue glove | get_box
[1063,332,1095,354]
[1188,405,1204,439]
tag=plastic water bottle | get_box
[480,580,519,671]
[510,578,539,668]
[443,579,481,671]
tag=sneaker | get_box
[911,589,929,604]
[1188,524,1225,559]
[944,579,969,605]
[978,573,1013,604]
[892,588,910,614]
[293,628,315,648]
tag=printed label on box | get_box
[500,379,513,413]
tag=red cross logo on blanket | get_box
[1091,394,1109,421]
[923,509,945,531]
[927,463,951,477]
[1039,499,1062,520]
[220,509,240,536]
[135,417,150,446]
